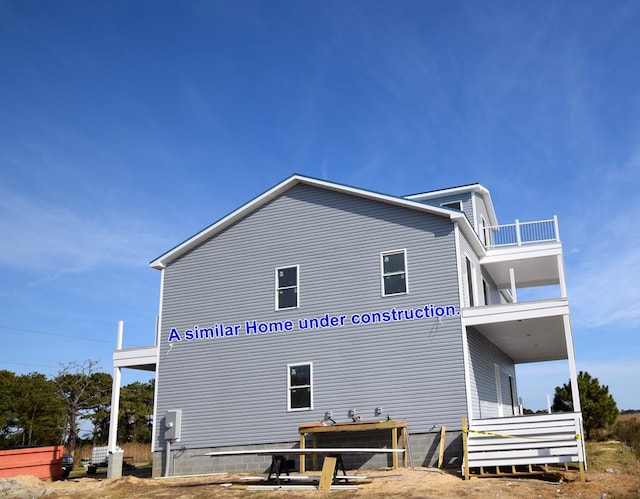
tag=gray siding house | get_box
[109,175,585,477]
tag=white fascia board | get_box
[457,220,487,258]
[150,174,466,269]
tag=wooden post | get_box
[437,426,446,468]
[318,456,337,491]
[299,433,306,474]
[312,434,318,470]
[392,427,398,469]
[462,417,469,480]
[401,426,408,468]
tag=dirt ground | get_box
[1,465,638,499]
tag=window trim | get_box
[275,265,299,311]
[287,362,313,411]
[380,249,409,297]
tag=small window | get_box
[381,250,408,296]
[288,363,312,410]
[442,201,462,211]
[276,266,298,310]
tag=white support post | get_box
[515,219,521,246]
[108,321,124,453]
[563,314,582,413]
[509,268,517,303]
[558,254,568,298]
[553,215,560,242]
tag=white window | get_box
[276,265,299,310]
[465,256,476,307]
[442,200,462,211]
[479,215,488,245]
[381,250,408,296]
[287,362,312,411]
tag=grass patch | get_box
[586,440,640,473]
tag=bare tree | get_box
[54,360,111,455]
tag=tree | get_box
[54,360,112,455]
[82,372,114,445]
[0,370,64,448]
[118,379,154,443]
[552,371,619,439]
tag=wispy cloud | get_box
[570,247,640,329]
[0,188,166,272]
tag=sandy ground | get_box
[1,466,638,499]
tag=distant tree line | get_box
[0,360,154,455]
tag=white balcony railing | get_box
[484,216,559,249]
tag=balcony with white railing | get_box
[484,217,559,249]
[480,216,564,297]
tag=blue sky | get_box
[1,1,638,411]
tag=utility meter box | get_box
[165,409,182,441]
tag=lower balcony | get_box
[113,345,158,371]
[462,299,570,363]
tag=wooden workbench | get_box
[298,419,408,472]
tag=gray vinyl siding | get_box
[466,328,516,420]
[154,184,466,451]
[472,192,492,227]
[414,192,473,225]
[471,191,493,244]
[458,232,481,308]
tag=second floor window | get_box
[381,250,408,296]
[276,265,299,309]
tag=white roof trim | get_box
[150,174,475,269]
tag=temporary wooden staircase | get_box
[462,413,585,481]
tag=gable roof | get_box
[150,174,483,269]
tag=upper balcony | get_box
[480,217,565,296]
[484,217,559,250]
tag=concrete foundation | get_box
[107,450,124,478]
[151,431,462,477]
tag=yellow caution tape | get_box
[463,427,581,441]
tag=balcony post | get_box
[563,315,582,413]
[116,320,123,350]
[509,268,517,303]
[558,254,568,298]
[515,219,521,246]
[553,215,560,242]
